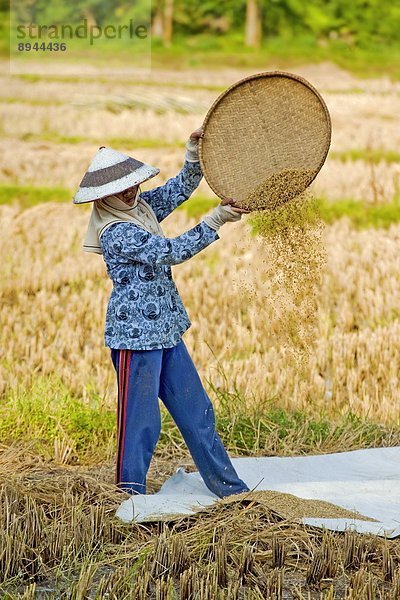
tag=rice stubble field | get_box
[1,61,400,598]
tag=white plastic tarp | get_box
[116,447,400,538]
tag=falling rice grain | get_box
[237,168,326,365]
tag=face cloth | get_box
[83,188,164,255]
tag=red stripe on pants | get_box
[116,349,131,485]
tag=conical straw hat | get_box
[198,71,331,210]
[73,146,160,204]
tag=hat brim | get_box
[73,164,160,204]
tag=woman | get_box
[73,127,250,498]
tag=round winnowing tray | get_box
[199,71,331,210]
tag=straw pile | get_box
[1,447,400,598]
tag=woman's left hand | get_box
[188,129,249,214]
[190,127,204,140]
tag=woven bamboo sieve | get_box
[198,71,331,210]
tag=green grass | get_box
[18,131,88,145]
[14,131,183,149]
[12,73,226,92]
[0,377,116,463]
[331,149,400,164]
[0,183,71,208]
[3,186,400,231]
[248,195,400,232]
[318,196,400,229]
[0,185,218,213]
[176,195,219,219]
[107,137,181,149]
[4,26,400,79]
[149,34,400,80]
[0,97,66,106]
[1,374,399,466]
[182,195,400,230]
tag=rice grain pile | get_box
[237,168,317,211]
[218,489,377,522]
[237,169,326,365]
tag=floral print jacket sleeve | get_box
[139,159,203,222]
[101,220,219,267]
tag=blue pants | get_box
[110,339,250,498]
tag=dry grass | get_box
[1,137,399,204]
[1,61,400,202]
[0,201,399,423]
[0,102,201,143]
[1,447,400,598]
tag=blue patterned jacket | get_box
[99,160,220,350]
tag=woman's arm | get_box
[139,128,204,222]
[139,159,203,223]
[101,220,219,267]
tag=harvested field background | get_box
[1,60,400,598]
